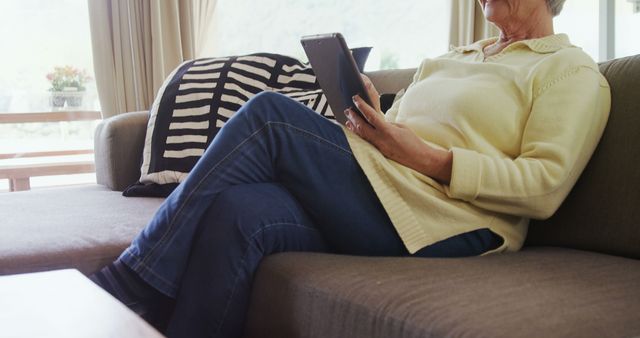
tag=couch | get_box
[1,54,638,337]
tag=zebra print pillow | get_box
[123,51,370,197]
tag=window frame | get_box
[599,0,639,61]
[600,0,616,61]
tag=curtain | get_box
[193,0,218,57]
[88,0,217,118]
[449,0,499,47]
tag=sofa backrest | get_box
[366,68,416,96]
[368,54,640,259]
[527,54,640,259]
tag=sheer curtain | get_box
[449,0,498,47]
[88,0,217,118]
[192,0,218,58]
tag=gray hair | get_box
[546,0,566,16]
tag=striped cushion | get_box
[124,52,367,197]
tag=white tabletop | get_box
[0,269,164,338]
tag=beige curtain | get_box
[449,0,499,47]
[88,0,217,118]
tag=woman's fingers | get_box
[360,74,381,112]
[345,108,376,143]
[352,95,385,129]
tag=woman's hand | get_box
[345,75,453,184]
[359,74,382,113]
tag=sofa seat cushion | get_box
[245,247,640,338]
[0,185,163,275]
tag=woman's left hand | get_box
[345,81,452,184]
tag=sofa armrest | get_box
[94,111,148,191]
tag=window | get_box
[0,0,100,192]
[207,0,451,71]
[616,0,640,58]
[555,0,640,62]
[554,0,600,60]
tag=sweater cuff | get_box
[447,147,481,201]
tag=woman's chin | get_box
[481,1,510,24]
[483,12,497,24]
[483,9,506,26]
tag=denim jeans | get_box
[119,92,501,337]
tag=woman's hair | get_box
[546,0,566,16]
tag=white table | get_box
[0,269,164,338]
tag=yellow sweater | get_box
[343,34,611,254]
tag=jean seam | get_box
[123,248,178,295]
[135,120,351,292]
[138,123,273,269]
[215,222,322,335]
[134,255,179,294]
[266,121,353,156]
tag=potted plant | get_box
[46,66,92,108]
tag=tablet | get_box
[301,33,373,126]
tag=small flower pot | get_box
[49,92,66,108]
[65,91,84,107]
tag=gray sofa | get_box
[1,54,638,337]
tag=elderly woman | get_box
[91,0,610,336]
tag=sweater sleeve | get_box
[445,66,611,219]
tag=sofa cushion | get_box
[245,247,640,338]
[0,185,163,275]
[526,54,640,259]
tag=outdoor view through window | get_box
[0,0,99,192]
[554,0,640,60]
[207,0,451,70]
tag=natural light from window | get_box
[0,0,99,192]
[207,0,451,71]
[554,0,600,60]
[555,0,640,61]
[615,0,640,58]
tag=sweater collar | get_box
[452,33,574,55]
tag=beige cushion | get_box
[0,185,163,275]
[246,247,640,338]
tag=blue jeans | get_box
[120,92,501,337]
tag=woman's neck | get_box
[485,8,555,57]
[496,21,554,45]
